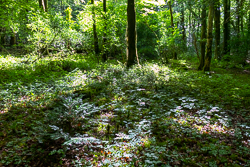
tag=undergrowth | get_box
[0,53,250,166]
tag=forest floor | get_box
[0,52,250,166]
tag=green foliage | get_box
[1,54,250,166]
[229,34,250,64]
[2,0,250,166]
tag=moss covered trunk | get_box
[214,0,220,60]
[204,2,214,71]
[198,5,207,70]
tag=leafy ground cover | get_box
[0,53,250,166]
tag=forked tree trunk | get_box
[214,0,221,60]
[126,0,139,67]
[204,2,214,71]
[198,5,207,70]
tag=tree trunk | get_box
[91,0,100,58]
[102,0,107,62]
[10,33,16,46]
[44,0,48,12]
[248,0,250,56]
[198,5,207,70]
[236,0,240,36]
[204,2,214,71]
[168,0,177,59]
[189,12,191,47]
[0,31,3,51]
[39,0,44,12]
[249,0,250,36]
[181,3,186,44]
[61,0,63,13]
[214,0,221,60]
[223,0,230,56]
[240,0,244,33]
[126,0,139,67]
[39,0,47,12]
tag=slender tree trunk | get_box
[0,0,5,50]
[181,3,186,44]
[44,0,48,12]
[61,0,63,13]
[204,2,214,71]
[39,0,44,11]
[197,8,200,37]
[39,0,47,12]
[91,0,100,58]
[168,0,177,59]
[102,0,107,62]
[240,0,244,33]
[214,0,221,60]
[236,0,240,36]
[248,0,250,56]
[249,0,250,36]
[39,0,42,8]
[126,0,139,67]
[223,0,230,55]
[10,33,16,46]
[189,12,191,47]
[198,5,207,70]
[0,29,4,51]
[239,0,245,35]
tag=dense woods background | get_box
[0,0,250,166]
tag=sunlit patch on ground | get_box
[1,56,250,166]
[0,110,7,114]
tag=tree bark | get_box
[214,0,221,60]
[198,5,207,70]
[126,0,139,67]
[181,2,186,44]
[10,33,16,46]
[189,11,191,47]
[240,0,244,33]
[236,0,240,36]
[91,0,100,58]
[44,0,48,12]
[39,0,47,12]
[0,30,4,51]
[102,0,107,62]
[223,0,230,56]
[204,2,214,71]
[249,0,250,36]
[168,0,177,59]
[248,0,250,56]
